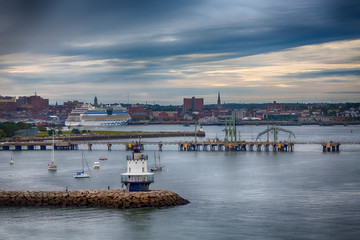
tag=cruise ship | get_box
[65,104,131,127]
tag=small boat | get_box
[9,151,14,165]
[48,134,57,171]
[93,162,100,169]
[48,161,57,171]
[99,156,108,160]
[150,152,163,172]
[74,151,91,178]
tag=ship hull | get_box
[65,120,129,127]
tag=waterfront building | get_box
[15,126,38,137]
[152,111,178,121]
[127,105,152,121]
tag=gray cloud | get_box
[0,0,359,103]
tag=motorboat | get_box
[93,162,100,169]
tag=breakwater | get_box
[0,189,190,209]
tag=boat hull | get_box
[74,174,90,178]
[65,120,129,127]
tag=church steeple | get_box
[217,91,221,105]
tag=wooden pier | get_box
[0,141,78,151]
[321,142,341,152]
[0,140,346,152]
[178,141,295,152]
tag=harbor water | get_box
[1,125,360,239]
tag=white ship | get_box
[65,104,131,127]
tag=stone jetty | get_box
[0,189,190,209]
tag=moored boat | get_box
[74,152,91,178]
[65,104,131,127]
[93,162,100,169]
[48,134,57,171]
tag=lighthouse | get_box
[121,142,154,191]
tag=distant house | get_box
[15,127,38,137]
[152,111,178,121]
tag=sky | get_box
[0,0,359,105]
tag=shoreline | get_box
[2,131,205,142]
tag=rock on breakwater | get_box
[0,189,190,209]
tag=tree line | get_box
[0,122,33,139]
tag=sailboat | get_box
[150,152,163,172]
[9,151,14,165]
[74,151,91,178]
[48,134,57,171]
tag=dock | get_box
[0,140,347,152]
[0,141,78,151]
[178,141,295,152]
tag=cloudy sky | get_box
[0,0,359,105]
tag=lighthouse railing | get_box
[126,155,148,160]
[121,174,154,183]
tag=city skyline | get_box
[0,0,359,104]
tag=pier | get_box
[0,140,348,152]
[178,141,294,152]
[321,142,341,152]
[0,141,78,151]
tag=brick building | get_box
[152,111,178,121]
[17,94,49,112]
[183,97,204,112]
[0,96,17,118]
[127,105,152,121]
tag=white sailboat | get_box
[74,151,91,178]
[150,152,163,172]
[48,134,57,171]
[9,151,14,165]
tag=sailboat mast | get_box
[154,151,157,166]
[82,151,85,171]
[52,133,55,162]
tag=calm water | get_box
[1,125,360,240]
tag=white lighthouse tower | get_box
[121,142,154,191]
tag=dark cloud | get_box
[1,0,359,103]
[1,0,359,57]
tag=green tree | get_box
[71,128,80,134]
[48,129,56,136]
[0,129,5,139]
[38,125,47,132]
[0,122,16,137]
